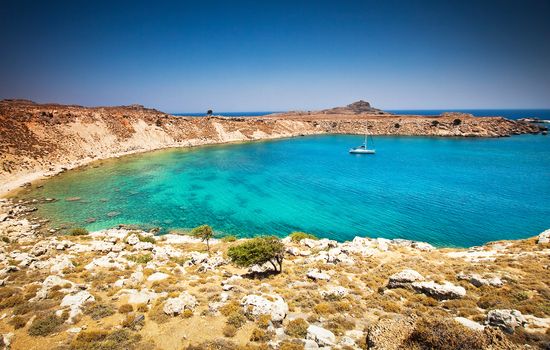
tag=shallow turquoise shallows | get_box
[20,135,550,247]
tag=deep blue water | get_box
[174,109,550,120]
[21,134,550,247]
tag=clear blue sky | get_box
[1,0,549,112]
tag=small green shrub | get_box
[286,318,308,338]
[226,312,247,328]
[118,303,134,314]
[227,236,285,273]
[221,235,238,243]
[138,235,156,244]
[70,227,89,236]
[223,324,238,337]
[126,253,153,264]
[453,118,462,126]
[28,313,64,336]
[190,225,216,253]
[289,232,317,242]
[9,315,29,329]
[85,303,115,320]
[250,328,271,342]
[406,317,487,349]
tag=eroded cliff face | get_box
[0,100,542,194]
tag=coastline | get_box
[0,100,545,198]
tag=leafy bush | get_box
[191,225,216,253]
[9,315,29,329]
[118,303,134,313]
[453,118,462,126]
[126,253,153,264]
[394,123,400,128]
[70,329,141,350]
[223,324,238,337]
[138,235,156,244]
[289,232,317,242]
[406,317,487,349]
[221,235,238,243]
[227,236,285,273]
[431,120,440,127]
[286,318,309,338]
[279,341,304,350]
[28,313,64,336]
[84,303,115,320]
[70,227,89,236]
[250,328,271,342]
[226,312,247,328]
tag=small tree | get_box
[227,236,285,273]
[190,225,215,255]
[206,109,213,116]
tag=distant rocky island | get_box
[319,100,388,115]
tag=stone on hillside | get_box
[85,254,125,270]
[454,317,485,331]
[50,256,75,274]
[457,272,503,288]
[163,292,197,316]
[537,229,550,244]
[303,339,319,350]
[411,241,435,251]
[123,289,163,304]
[387,269,424,288]
[412,281,466,300]
[60,291,95,323]
[306,325,336,346]
[147,272,169,282]
[126,234,140,245]
[306,269,331,281]
[90,241,114,252]
[241,294,288,322]
[34,275,75,300]
[134,241,154,250]
[128,271,144,286]
[320,286,349,299]
[487,309,526,333]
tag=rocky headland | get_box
[0,199,548,350]
[0,99,544,196]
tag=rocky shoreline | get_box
[0,99,545,196]
[0,198,549,349]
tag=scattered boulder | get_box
[457,272,503,287]
[387,269,424,288]
[60,291,95,323]
[241,294,288,322]
[454,317,485,331]
[306,325,336,346]
[486,309,526,333]
[163,292,198,316]
[412,281,466,300]
[306,269,331,281]
[319,286,349,299]
[147,272,169,282]
[537,229,550,244]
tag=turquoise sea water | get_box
[20,135,550,247]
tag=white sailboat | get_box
[349,125,376,154]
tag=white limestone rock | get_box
[163,292,198,315]
[487,309,526,333]
[307,325,336,346]
[454,317,485,331]
[147,272,169,282]
[60,291,95,323]
[306,269,331,281]
[457,272,503,288]
[388,269,424,288]
[241,294,288,322]
[537,229,550,244]
[412,281,466,300]
[320,286,349,299]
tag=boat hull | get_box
[349,149,376,154]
